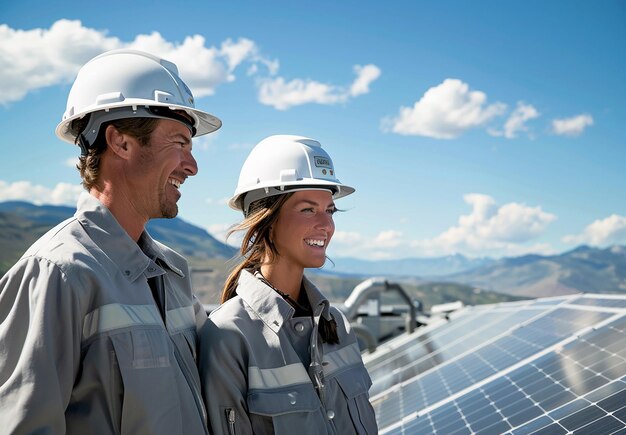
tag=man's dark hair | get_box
[69,115,160,190]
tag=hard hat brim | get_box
[55,100,221,144]
[230,180,355,214]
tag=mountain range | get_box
[1,200,624,304]
[327,246,626,298]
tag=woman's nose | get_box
[315,211,334,230]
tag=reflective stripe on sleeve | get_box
[83,303,162,340]
[82,303,197,341]
[248,363,311,390]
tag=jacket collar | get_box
[236,269,331,334]
[301,274,331,320]
[75,192,183,281]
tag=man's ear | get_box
[105,124,130,159]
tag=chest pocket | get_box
[246,383,328,435]
[331,367,378,435]
[110,328,182,435]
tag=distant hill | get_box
[444,245,626,298]
[328,254,495,277]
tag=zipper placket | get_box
[172,343,209,433]
[159,272,209,435]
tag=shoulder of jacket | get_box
[18,217,100,275]
[208,296,251,323]
[22,217,80,258]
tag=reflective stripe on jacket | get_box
[199,269,377,435]
[0,192,208,435]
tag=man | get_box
[0,49,221,434]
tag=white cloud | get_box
[551,114,594,137]
[330,229,404,259]
[205,197,230,206]
[258,78,345,110]
[562,214,626,246]
[329,195,557,259]
[206,223,240,246]
[193,130,220,151]
[219,38,257,73]
[2,20,376,114]
[331,231,366,245]
[372,230,404,248]
[415,194,556,255]
[384,78,506,139]
[65,157,79,168]
[489,102,540,139]
[257,64,381,110]
[0,20,275,104]
[0,20,120,104]
[350,64,381,97]
[0,180,82,205]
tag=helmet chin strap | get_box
[76,106,196,156]
[77,133,91,157]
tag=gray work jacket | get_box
[199,269,377,435]
[0,192,208,435]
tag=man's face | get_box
[129,119,197,219]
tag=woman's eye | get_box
[301,207,314,213]
[327,208,337,215]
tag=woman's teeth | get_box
[305,239,325,247]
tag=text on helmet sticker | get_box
[314,156,332,169]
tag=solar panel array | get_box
[364,294,626,434]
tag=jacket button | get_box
[327,410,335,420]
[288,392,297,405]
[294,322,305,332]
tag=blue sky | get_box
[1,0,625,260]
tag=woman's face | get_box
[271,190,336,270]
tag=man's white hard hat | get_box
[229,135,355,214]
[55,49,221,147]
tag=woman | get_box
[199,135,378,434]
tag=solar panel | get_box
[365,294,626,434]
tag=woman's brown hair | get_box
[221,194,291,303]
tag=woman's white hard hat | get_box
[55,49,221,146]
[230,134,355,214]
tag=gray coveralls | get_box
[0,192,208,435]
[199,269,378,435]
